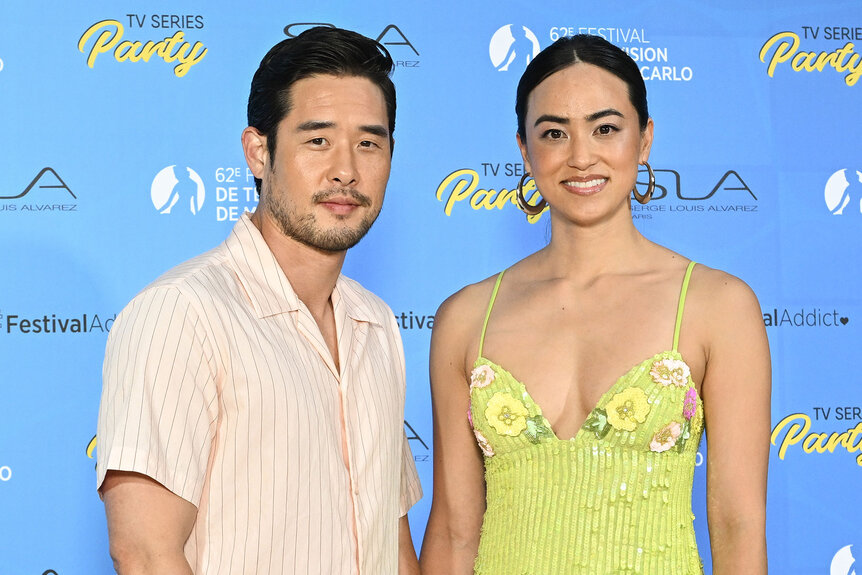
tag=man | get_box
[97,27,422,574]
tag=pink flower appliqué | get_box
[649,358,691,387]
[474,429,495,457]
[650,421,683,453]
[683,388,697,420]
[467,405,474,429]
[470,364,496,390]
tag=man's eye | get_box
[309,137,327,145]
[597,125,618,135]
[359,140,379,148]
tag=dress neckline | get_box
[473,349,700,443]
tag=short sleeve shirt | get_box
[97,213,422,574]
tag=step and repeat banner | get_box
[1,1,860,573]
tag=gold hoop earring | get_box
[516,173,548,216]
[632,162,655,204]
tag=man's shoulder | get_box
[338,275,395,325]
[130,244,232,307]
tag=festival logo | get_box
[825,169,862,215]
[0,167,78,213]
[435,162,758,223]
[0,465,10,482]
[771,407,862,468]
[832,544,858,575]
[760,26,862,86]
[546,25,693,82]
[78,16,208,77]
[489,25,540,72]
[151,165,206,215]
[283,23,420,68]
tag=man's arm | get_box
[102,471,197,575]
[398,514,420,575]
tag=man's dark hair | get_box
[516,34,649,141]
[247,26,396,192]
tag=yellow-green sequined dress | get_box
[469,262,704,575]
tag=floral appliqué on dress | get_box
[474,429,495,457]
[652,387,699,453]
[470,365,496,390]
[485,392,529,436]
[649,358,691,387]
[650,421,683,452]
[605,387,651,432]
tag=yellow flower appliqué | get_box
[649,358,691,387]
[606,387,650,432]
[484,392,529,436]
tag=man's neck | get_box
[251,211,346,320]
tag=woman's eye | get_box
[597,125,618,136]
[543,129,565,140]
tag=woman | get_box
[420,35,770,574]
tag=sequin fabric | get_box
[469,262,704,575]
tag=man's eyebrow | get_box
[296,120,335,132]
[585,108,624,122]
[534,114,569,126]
[295,121,389,138]
[360,124,389,138]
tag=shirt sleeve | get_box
[399,429,423,515]
[96,285,219,506]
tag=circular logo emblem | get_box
[825,168,862,215]
[831,544,857,575]
[489,24,540,72]
[151,165,206,215]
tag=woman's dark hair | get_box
[247,26,396,191]
[516,34,648,140]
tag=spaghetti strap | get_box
[672,261,697,352]
[478,271,507,358]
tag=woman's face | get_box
[518,62,653,225]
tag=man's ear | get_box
[242,126,268,179]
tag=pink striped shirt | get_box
[97,213,422,574]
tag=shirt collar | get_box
[223,212,381,325]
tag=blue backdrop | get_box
[1,1,860,573]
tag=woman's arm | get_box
[701,272,771,574]
[419,293,488,574]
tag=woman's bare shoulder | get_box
[434,273,502,338]
[688,263,763,329]
[430,273,505,380]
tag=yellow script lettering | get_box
[760,32,862,86]
[436,168,547,224]
[78,20,207,77]
[772,415,862,466]
[78,19,124,69]
[771,413,810,460]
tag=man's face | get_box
[255,74,392,252]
